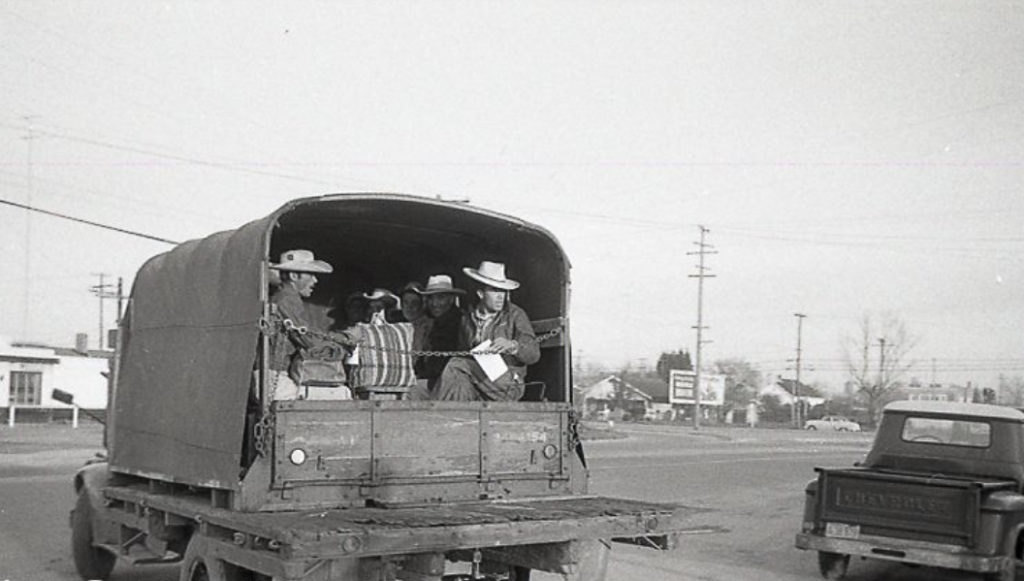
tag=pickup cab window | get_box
[901,417,991,448]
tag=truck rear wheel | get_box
[180,534,243,581]
[817,551,849,580]
[71,489,116,580]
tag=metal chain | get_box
[253,410,276,458]
[263,315,562,358]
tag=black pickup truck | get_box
[796,400,1024,581]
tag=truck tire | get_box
[180,534,240,581]
[983,564,1016,581]
[509,565,531,580]
[817,551,849,580]
[71,489,116,580]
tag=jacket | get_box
[457,301,539,381]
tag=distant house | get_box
[761,376,825,408]
[624,374,670,404]
[581,375,652,419]
[1,336,111,423]
[893,382,972,404]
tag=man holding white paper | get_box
[435,261,540,401]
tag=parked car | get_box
[804,415,861,432]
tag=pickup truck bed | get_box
[796,467,1019,578]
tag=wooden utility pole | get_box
[793,313,806,428]
[688,225,716,429]
[91,273,124,350]
[21,116,38,340]
[878,337,887,390]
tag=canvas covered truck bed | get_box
[69,194,695,581]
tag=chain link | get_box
[262,315,562,358]
[253,409,276,458]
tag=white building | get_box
[1,336,110,417]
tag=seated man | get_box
[268,249,348,400]
[407,274,464,400]
[435,261,539,401]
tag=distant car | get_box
[803,415,861,432]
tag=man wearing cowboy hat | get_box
[268,249,339,400]
[435,261,540,401]
[362,288,401,325]
[412,274,466,394]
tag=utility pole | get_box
[117,277,125,322]
[877,337,887,397]
[687,225,716,430]
[793,313,807,428]
[91,273,123,350]
[21,116,38,340]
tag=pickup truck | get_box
[69,194,693,581]
[796,400,1024,581]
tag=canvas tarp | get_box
[110,217,271,489]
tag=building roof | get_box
[776,377,823,398]
[0,340,60,363]
[582,375,652,402]
[51,347,113,359]
[625,375,670,403]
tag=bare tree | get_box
[713,358,762,412]
[999,374,1024,407]
[842,311,919,425]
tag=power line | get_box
[0,167,231,226]
[0,121,345,187]
[0,198,179,245]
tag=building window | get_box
[9,371,42,405]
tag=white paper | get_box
[472,340,508,382]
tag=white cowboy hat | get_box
[269,249,333,273]
[416,274,466,295]
[463,261,520,291]
[363,288,401,307]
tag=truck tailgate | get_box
[105,487,694,558]
[815,468,1007,546]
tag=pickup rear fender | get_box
[982,490,1024,513]
[800,478,819,532]
[982,491,1024,557]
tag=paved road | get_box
[586,424,981,581]
[0,423,985,580]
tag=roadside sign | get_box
[669,370,725,406]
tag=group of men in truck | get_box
[268,249,539,402]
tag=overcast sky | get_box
[1,1,1022,390]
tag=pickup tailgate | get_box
[815,468,998,546]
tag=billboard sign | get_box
[669,370,725,406]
